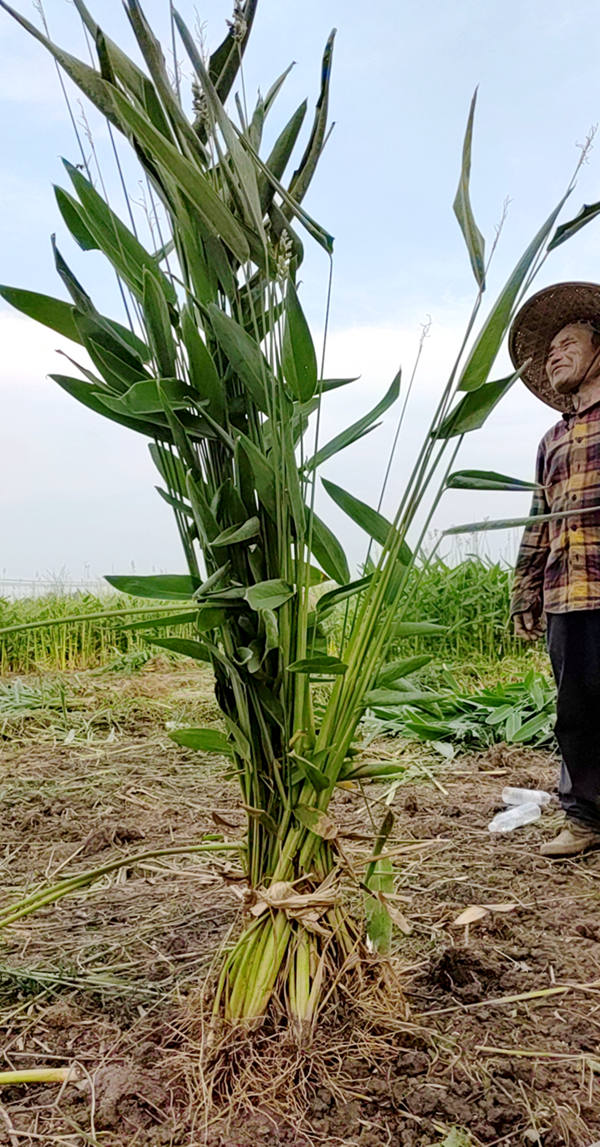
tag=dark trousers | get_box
[547,611,600,831]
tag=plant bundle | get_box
[1,0,598,1031]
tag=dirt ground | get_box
[1,662,599,1146]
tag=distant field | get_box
[1,558,540,676]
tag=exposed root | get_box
[170,954,424,1142]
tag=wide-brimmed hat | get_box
[509,281,600,412]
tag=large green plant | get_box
[1,0,598,1029]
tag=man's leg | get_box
[544,610,600,853]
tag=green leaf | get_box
[181,305,226,422]
[316,575,372,614]
[282,280,318,401]
[365,688,442,708]
[288,655,347,676]
[548,200,600,250]
[294,805,338,839]
[235,125,334,255]
[0,2,121,129]
[173,10,265,238]
[105,574,200,600]
[364,856,394,954]
[444,503,600,536]
[453,89,485,288]
[457,191,570,391]
[288,30,335,207]
[211,517,261,547]
[309,511,350,584]
[208,0,258,105]
[55,187,97,250]
[435,372,519,438]
[245,580,295,611]
[50,374,170,439]
[236,435,277,520]
[0,285,81,342]
[258,99,307,213]
[146,636,211,661]
[305,370,401,471]
[291,755,330,792]
[106,377,197,415]
[322,478,411,562]
[110,89,250,263]
[119,609,199,631]
[377,655,434,685]
[445,469,540,492]
[320,377,359,393]
[143,268,176,378]
[169,727,232,756]
[393,620,447,637]
[62,162,177,305]
[207,306,272,412]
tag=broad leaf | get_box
[377,654,433,685]
[105,574,200,600]
[457,192,570,391]
[453,89,485,288]
[211,517,261,547]
[245,580,295,611]
[169,727,232,756]
[208,305,272,412]
[548,200,600,250]
[181,305,226,421]
[288,655,347,676]
[316,575,372,614]
[308,510,350,584]
[51,374,170,439]
[143,268,176,378]
[110,89,250,263]
[435,372,519,438]
[282,280,318,401]
[0,287,149,361]
[322,477,412,562]
[146,636,211,661]
[0,2,121,129]
[446,469,540,492]
[63,161,176,304]
[305,371,401,471]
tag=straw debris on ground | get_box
[0,661,598,1145]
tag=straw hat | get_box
[509,281,600,412]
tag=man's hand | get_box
[513,609,545,641]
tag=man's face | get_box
[545,322,600,395]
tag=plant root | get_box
[170,953,425,1142]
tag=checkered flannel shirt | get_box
[511,400,600,616]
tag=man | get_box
[509,282,600,857]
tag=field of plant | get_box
[0,556,540,674]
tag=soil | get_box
[1,663,599,1145]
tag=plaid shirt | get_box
[511,400,600,616]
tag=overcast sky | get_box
[2,0,600,584]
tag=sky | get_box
[2,0,600,584]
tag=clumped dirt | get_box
[1,664,599,1145]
